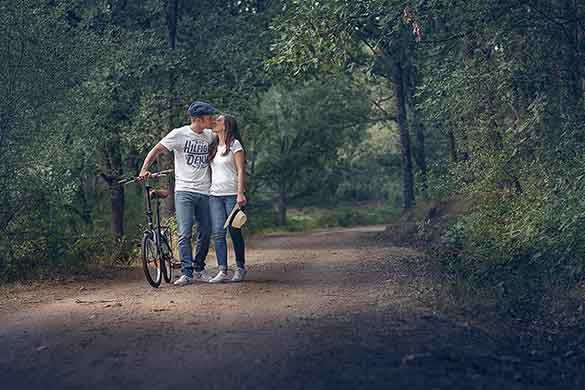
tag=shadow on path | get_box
[0,226,572,390]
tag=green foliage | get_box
[335,123,402,202]
[0,0,276,280]
[251,76,372,205]
[0,1,111,280]
[247,203,400,234]
[8,0,584,296]
[269,0,585,292]
[415,0,585,287]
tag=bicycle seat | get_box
[149,189,170,199]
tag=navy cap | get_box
[187,101,218,118]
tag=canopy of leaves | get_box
[269,0,585,282]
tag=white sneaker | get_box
[174,275,193,287]
[231,268,247,282]
[193,270,212,282]
[209,270,227,283]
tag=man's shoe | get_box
[173,275,193,287]
[231,267,247,282]
[209,270,227,283]
[193,270,212,282]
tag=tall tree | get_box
[268,1,424,209]
[253,78,370,224]
[161,0,178,216]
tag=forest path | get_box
[0,226,560,389]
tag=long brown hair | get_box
[208,114,244,161]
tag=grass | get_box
[246,202,401,235]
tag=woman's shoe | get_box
[231,267,247,282]
[209,270,227,283]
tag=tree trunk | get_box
[579,25,585,96]
[256,0,269,12]
[277,182,287,225]
[414,120,428,199]
[447,128,458,162]
[275,105,289,225]
[77,165,93,225]
[167,0,178,50]
[111,181,124,239]
[108,130,124,240]
[161,0,179,217]
[407,65,428,200]
[392,60,415,209]
[564,0,584,104]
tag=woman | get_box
[208,114,247,283]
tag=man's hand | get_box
[138,170,151,182]
[138,143,167,182]
[237,192,247,208]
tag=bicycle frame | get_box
[146,184,176,254]
[119,169,174,287]
[143,179,161,255]
[119,169,173,262]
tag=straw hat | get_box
[224,204,247,229]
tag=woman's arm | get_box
[234,150,247,207]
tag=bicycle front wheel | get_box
[141,234,162,288]
[161,233,173,283]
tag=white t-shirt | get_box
[159,126,215,194]
[210,140,244,196]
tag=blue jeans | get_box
[209,195,246,271]
[175,191,211,277]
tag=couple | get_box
[139,101,247,286]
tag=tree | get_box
[252,78,370,224]
[412,0,585,278]
[268,0,426,209]
[160,0,179,216]
[0,0,113,276]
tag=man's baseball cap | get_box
[187,101,218,118]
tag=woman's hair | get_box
[208,114,244,162]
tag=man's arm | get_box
[139,143,168,180]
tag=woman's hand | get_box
[237,192,247,208]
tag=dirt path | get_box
[0,226,568,389]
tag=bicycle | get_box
[119,169,176,288]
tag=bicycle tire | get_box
[141,234,162,288]
[161,233,173,283]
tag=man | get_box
[139,101,218,286]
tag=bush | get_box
[427,182,585,308]
[244,203,400,234]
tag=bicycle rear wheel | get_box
[141,234,162,288]
[161,233,173,283]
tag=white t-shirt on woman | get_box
[210,139,244,196]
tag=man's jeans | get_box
[209,195,245,271]
[175,191,211,278]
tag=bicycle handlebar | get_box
[118,169,174,185]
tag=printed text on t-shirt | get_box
[184,140,209,168]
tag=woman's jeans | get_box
[209,195,246,271]
[175,191,211,278]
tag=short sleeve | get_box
[231,139,244,154]
[159,128,180,152]
[203,128,216,143]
